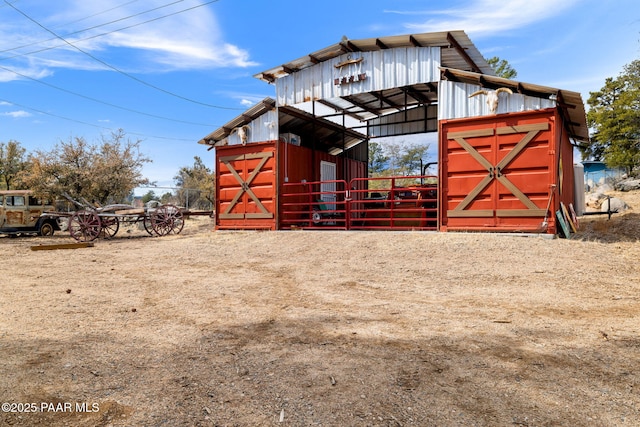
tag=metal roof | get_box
[440,67,589,142]
[197,98,367,150]
[198,30,588,152]
[255,30,494,83]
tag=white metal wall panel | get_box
[320,161,337,203]
[438,81,556,120]
[276,47,440,107]
[226,110,279,145]
[368,105,438,137]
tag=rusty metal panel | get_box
[276,47,440,106]
[440,109,566,233]
[438,80,556,119]
[216,142,277,230]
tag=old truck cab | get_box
[0,190,60,236]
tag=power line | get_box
[0,96,200,142]
[0,62,219,127]
[51,0,143,29]
[0,0,183,55]
[3,0,242,111]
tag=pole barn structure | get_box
[198,30,588,235]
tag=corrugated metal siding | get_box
[438,81,556,120]
[368,105,438,137]
[276,47,440,107]
[225,110,279,146]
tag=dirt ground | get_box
[1,192,639,427]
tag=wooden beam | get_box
[375,38,389,49]
[317,99,367,122]
[281,65,296,75]
[441,68,458,82]
[402,85,432,105]
[345,41,360,52]
[260,73,275,83]
[31,242,94,251]
[446,32,481,73]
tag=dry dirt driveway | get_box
[1,193,639,426]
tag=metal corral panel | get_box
[276,47,440,107]
[216,142,277,230]
[440,109,573,234]
[438,80,555,119]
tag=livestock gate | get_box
[199,30,588,235]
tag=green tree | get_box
[382,140,430,176]
[400,143,430,176]
[582,59,640,174]
[368,140,388,176]
[160,192,174,204]
[174,156,215,209]
[486,56,518,79]
[21,129,151,204]
[141,190,158,204]
[0,140,27,190]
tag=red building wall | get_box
[439,108,574,234]
[215,140,366,230]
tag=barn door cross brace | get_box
[448,123,549,218]
[219,152,274,219]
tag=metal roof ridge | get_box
[254,30,488,83]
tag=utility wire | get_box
[0,62,218,127]
[0,96,199,142]
[51,0,142,29]
[0,0,183,55]
[3,0,241,111]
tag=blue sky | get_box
[1,0,638,188]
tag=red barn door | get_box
[216,142,277,230]
[440,109,560,233]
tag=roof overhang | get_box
[440,67,589,142]
[198,98,367,151]
[255,31,494,84]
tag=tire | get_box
[39,222,55,236]
[312,208,322,225]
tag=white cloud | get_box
[2,110,32,118]
[0,0,257,75]
[393,0,580,37]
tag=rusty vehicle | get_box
[0,190,61,237]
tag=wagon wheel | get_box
[150,205,184,236]
[69,210,102,242]
[142,216,154,235]
[100,216,120,239]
